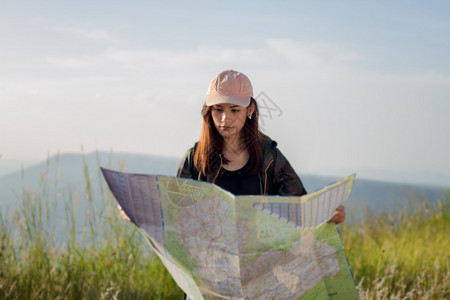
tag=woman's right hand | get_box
[327,205,346,224]
[118,204,131,222]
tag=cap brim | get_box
[205,95,251,107]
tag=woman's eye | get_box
[213,108,223,112]
[232,109,240,113]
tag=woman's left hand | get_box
[328,205,346,224]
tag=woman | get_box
[119,70,345,223]
[117,69,346,299]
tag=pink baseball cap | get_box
[205,70,253,107]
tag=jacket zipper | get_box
[263,159,274,194]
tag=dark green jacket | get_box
[176,135,307,196]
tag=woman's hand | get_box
[328,205,346,224]
[118,204,131,222]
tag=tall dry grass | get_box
[341,190,450,299]
[0,154,448,299]
[0,154,183,299]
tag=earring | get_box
[248,115,252,120]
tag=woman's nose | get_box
[221,113,226,122]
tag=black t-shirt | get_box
[214,161,260,195]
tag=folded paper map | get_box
[101,168,358,299]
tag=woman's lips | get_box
[220,126,232,130]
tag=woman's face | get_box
[211,103,254,139]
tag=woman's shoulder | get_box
[177,142,199,178]
[260,134,294,165]
[260,134,281,167]
[261,133,277,148]
[260,134,279,155]
[182,142,199,156]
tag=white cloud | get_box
[81,29,119,43]
[46,56,90,69]
[104,46,267,69]
[266,39,365,68]
[53,25,122,44]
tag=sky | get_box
[1,0,449,187]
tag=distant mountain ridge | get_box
[0,158,41,176]
[0,152,447,221]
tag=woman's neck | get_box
[221,135,249,171]
[222,134,245,155]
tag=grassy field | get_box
[341,194,450,299]
[0,159,448,299]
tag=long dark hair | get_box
[194,98,263,175]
